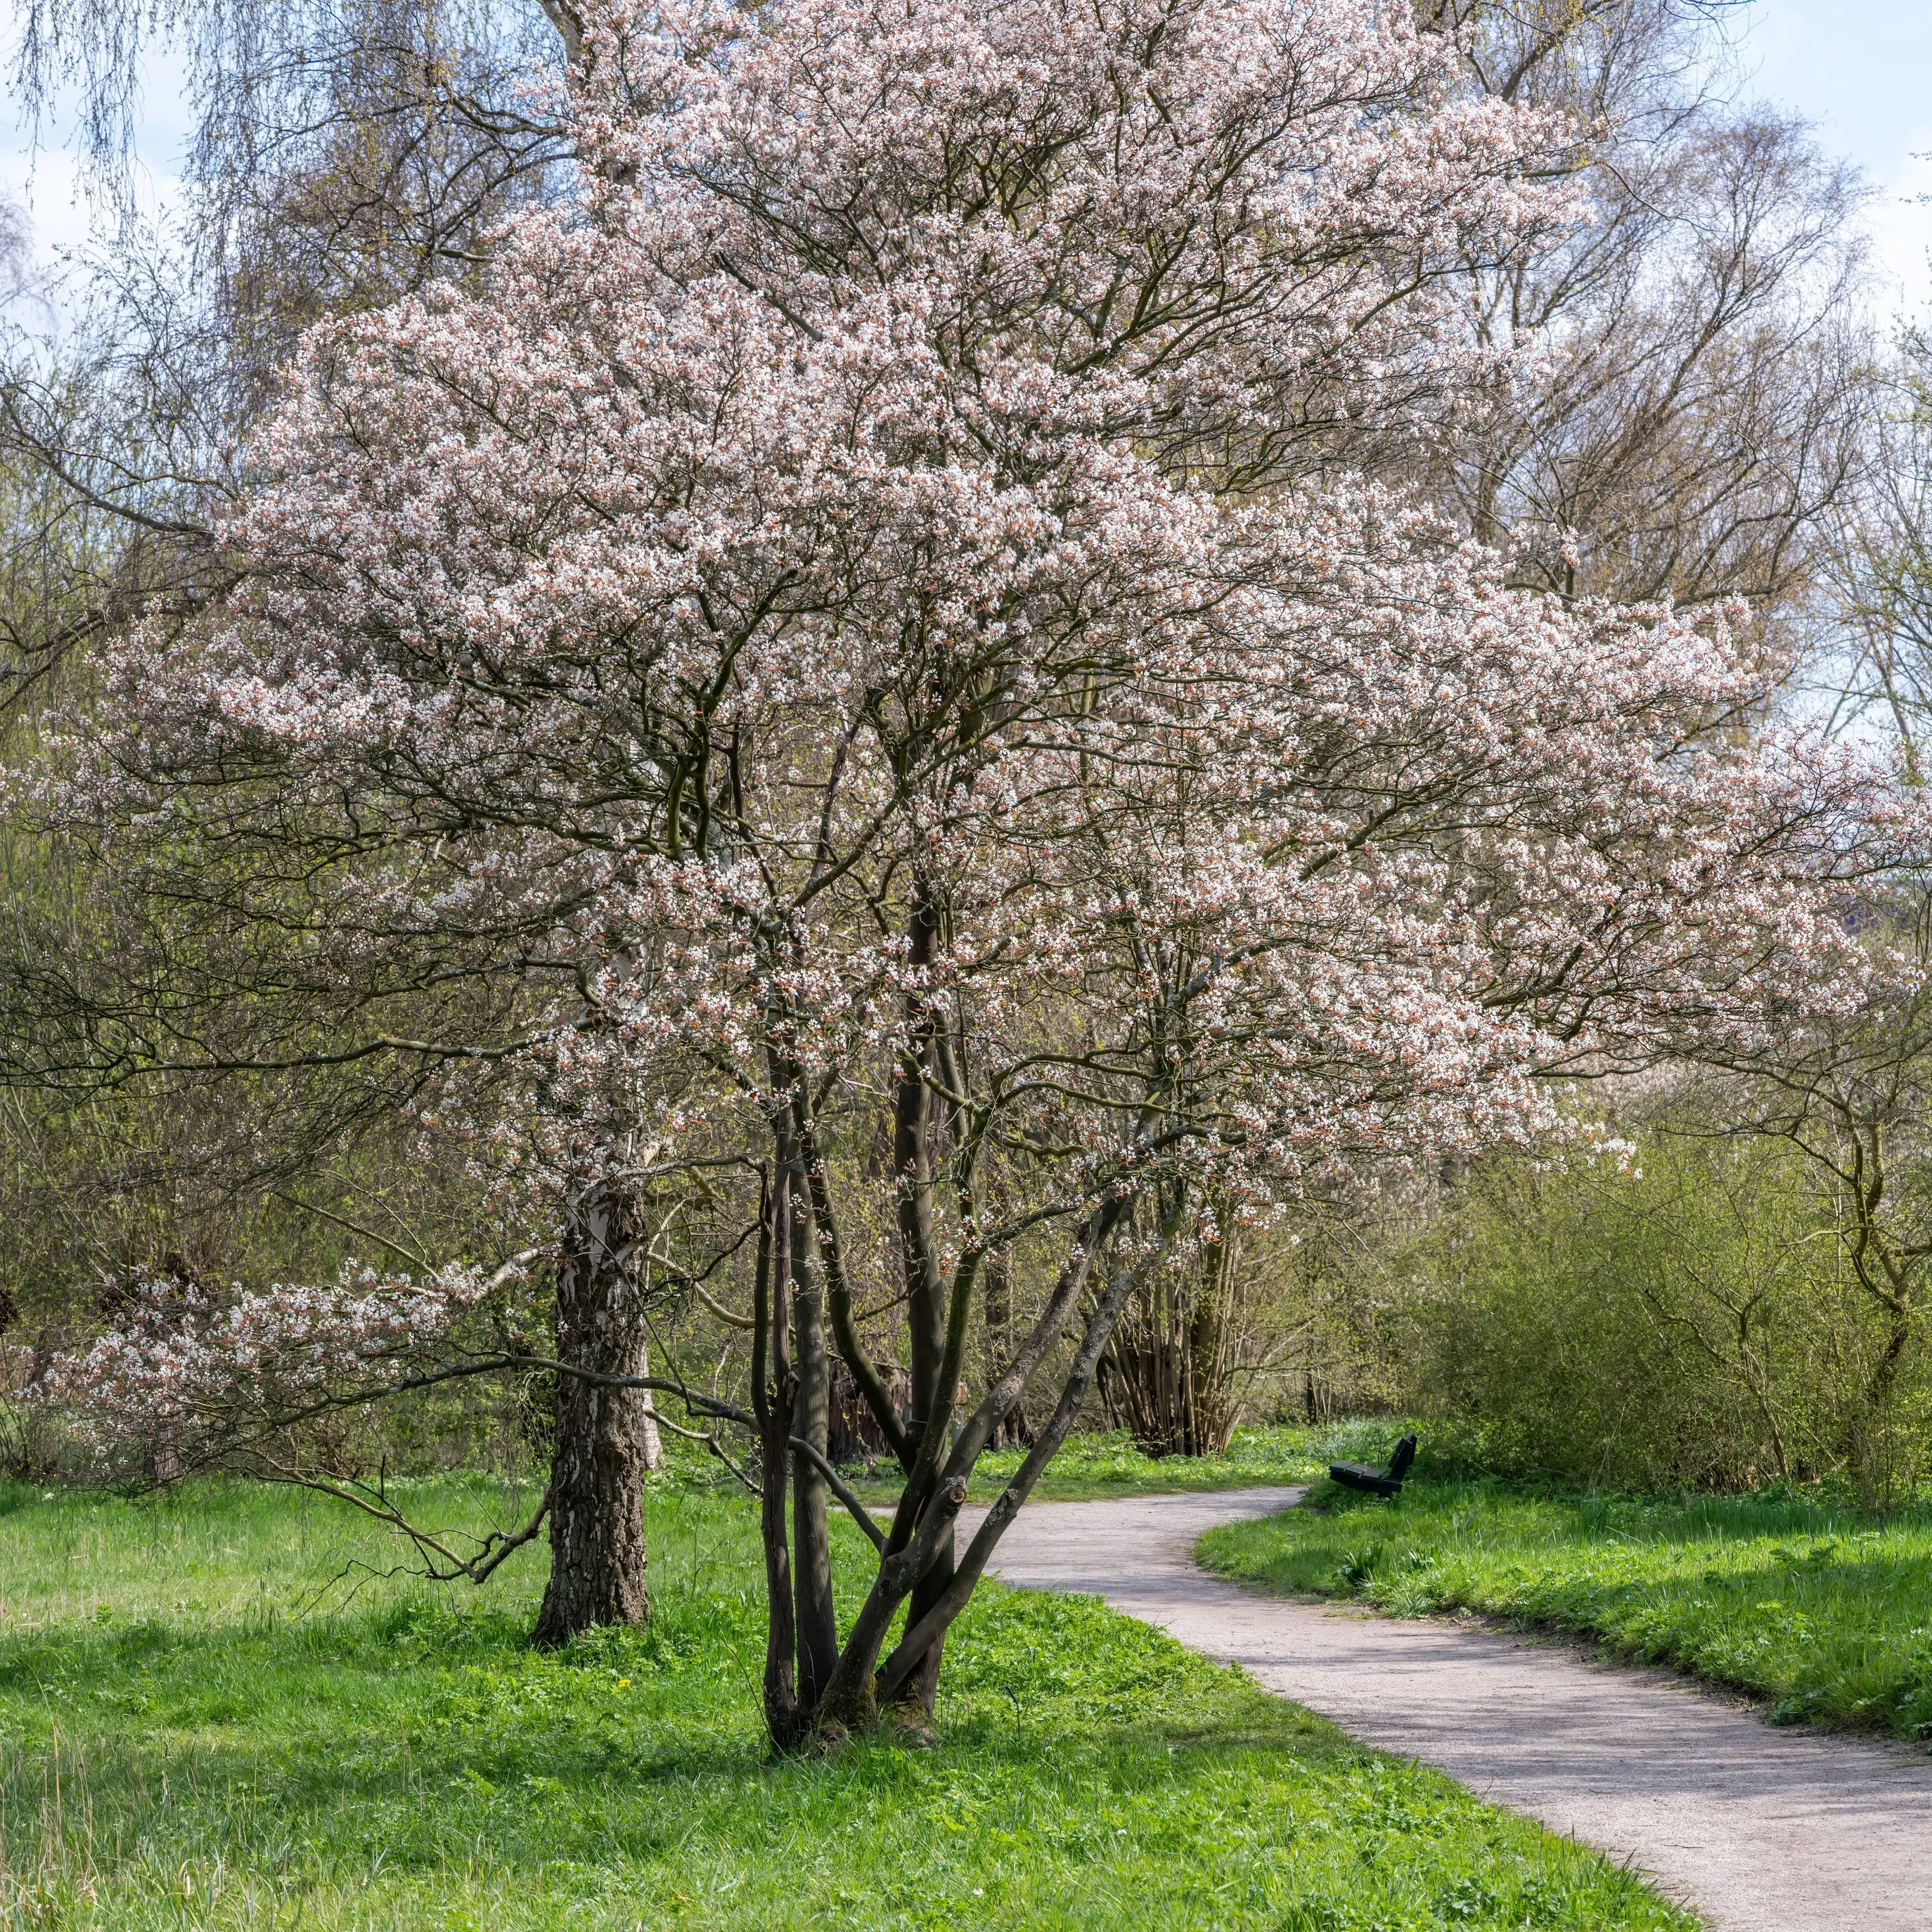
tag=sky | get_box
[1737,0,1932,311]
[1,2,1931,307]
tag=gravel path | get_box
[970,1486,1932,1931]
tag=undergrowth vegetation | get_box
[0,1477,1693,1929]
[1383,1133,1932,1504]
[1202,1474,1932,1744]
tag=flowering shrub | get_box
[28,0,1906,1737]
[41,1262,517,1476]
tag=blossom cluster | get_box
[39,0,1907,1428]
[40,1263,506,1469]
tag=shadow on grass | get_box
[0,1482,1699,1928]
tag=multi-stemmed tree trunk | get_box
[890,887,957,1721]
[758,885,977,1738]
[756,1101,862,1743]
[785,1138,840,1711]
[1101,1206,1247,1458]
[752,1161,806,1747]
[531,1185,656,1647]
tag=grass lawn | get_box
[852,1424,1328,1507]
[0,1472,1694,1930]
[1201,1468,1932,1746]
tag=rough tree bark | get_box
[786,1140,839,1709]
[531,1183,655,1648]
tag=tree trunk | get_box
[889,880,952,1715]
[756,1164,806,1747]
[532,1184,654,1649]
[787,1147,839,1709]
[897,1528,955,1720]
[1102,1208,1241,1458]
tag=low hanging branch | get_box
[259,1463,554,1587]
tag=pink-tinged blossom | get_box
[38,0,1905,1445]
[39,1263,518,1473]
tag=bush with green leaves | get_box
[1389,1131,1931,1498]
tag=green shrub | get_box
[1389,1133,1931,1496]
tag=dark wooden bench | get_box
[1328,1432,1417,1499]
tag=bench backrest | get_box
[1386,1433,1418,1482]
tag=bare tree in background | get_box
[1691,913,1932,1508]
[1820,333,1932,772]
[0,0,580,703]
[1415,0,1870,617]
[10,0,574,233]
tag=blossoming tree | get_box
[43,0,1888,1744]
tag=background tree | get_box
[1691,906,1932,1504]
[1416,0,1869,615]
[1821,328,1932,770]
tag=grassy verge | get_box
[0,1476,1693,1929]
[844,1424,1327,1507]
[1200,1472,1932,1745]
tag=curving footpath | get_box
[972,1486,1932,1932]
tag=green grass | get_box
[0,1476,1695,1930]
[1201,1471,1932,1745]
[846,1424,1327,1507]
